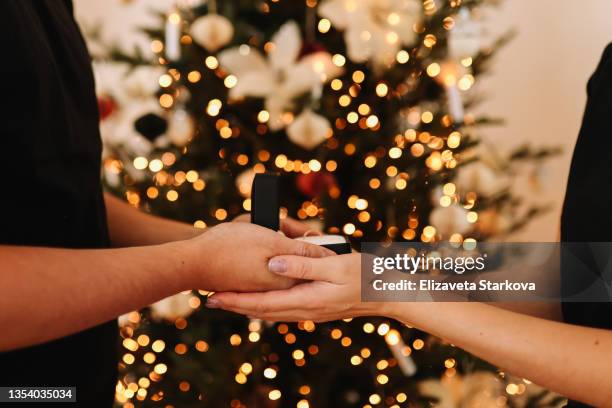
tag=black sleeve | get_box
[560,44,612,331]
[561,43,612,242]
[63,0,74,15]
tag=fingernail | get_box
[206,298,220,308]
[268,258,288,274]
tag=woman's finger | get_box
[280,217,322,238]
[236,308,309,322]
[268,255,336,282]
[207,285,316,312]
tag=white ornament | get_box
[218,21,342,131]
[430,204,470,237]
[154,135,171,149]
[287,109,331,150]
[150,292,195,322]
[319,0,422,68]
[236,167,256,197]
[448,8,481,59]
[100,98,160,148]
[445,83,464,122]
[455,161,501,196]
[190,14,234,52]
[165,10,182,61]
[125,135,153,158]
[167,107,195,146]
[434,61,468,123]
[385,330,417,376]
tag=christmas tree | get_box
[92,0,561,406]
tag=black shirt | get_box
[561,43,612,407]
[0,1,117,406]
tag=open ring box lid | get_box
[251,173,351,254]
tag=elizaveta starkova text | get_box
[372,279,536,291]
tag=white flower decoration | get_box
[218,21,342,131]
[448,8,481,59]
[167,107,195,146]
[430,204,470,237]
[319,0,422,68]
[418,372,502,408]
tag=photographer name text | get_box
[372,279,536,292]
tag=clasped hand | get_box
[179,215,382,322]
[207,245,382,322]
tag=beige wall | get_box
[479,1,612,240]
[74,0,612,241]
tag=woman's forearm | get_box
[0,242,191,351]
[491,302,562,321]
[382,302,612,406]
[104,193,201,247]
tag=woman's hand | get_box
[209,249,612,407]
[207,252,387,321]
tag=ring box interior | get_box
[295,234,351,255]
[251,173,351,255]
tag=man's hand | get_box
[183,222,334,293]
[232,214,322,238]
[207,252,384,321]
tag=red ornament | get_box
[97,94,118,121]
[296,171,336,197]
[298,40,327,59]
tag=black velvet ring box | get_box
[251,173,351,255]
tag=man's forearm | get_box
[104,193,201,247]
[0,242,191,352]
[0,221,330,353]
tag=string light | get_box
[396,50,409,63]
[204,56,219,69]
[158,74,173,87]
[318,18,331,33]
[375,83,388,97]
[332,54,345,67]
[224,75,238,88]
[187,70,201,83]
